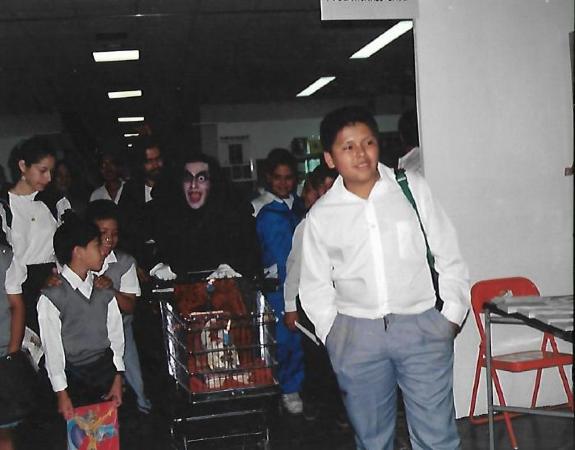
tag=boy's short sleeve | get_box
[119,263,141,296]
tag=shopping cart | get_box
[152,273,279,449]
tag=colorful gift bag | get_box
[66,401,119,450]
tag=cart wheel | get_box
[257,439,271,450]
[257,427,271,449]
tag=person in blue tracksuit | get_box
[252,148,305,414]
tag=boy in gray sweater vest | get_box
[37,214,124,420]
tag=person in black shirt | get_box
[148,153,261,281]
[117,137,166,277]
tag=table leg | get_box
[485,308,495,450]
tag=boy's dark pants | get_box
[296,299,344,414]
[65,349,117,407]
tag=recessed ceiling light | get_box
[123,133,139,137]
[93,50,140,62]
[117,117,144,123]
[108,90,142,99]
[127,143,133,148]
[350,21,413,59]
[296,76,336,97]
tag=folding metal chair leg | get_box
[530,368,543,408]
[557,365,574,411]
[468,354,484,423]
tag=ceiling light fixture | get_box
[127,143,133,148]
[296,76,336,97]
[93,50,140,62]
[124,133,139,137]
[350,21,413,59]
[117,117,144,123]
[108,90,142,99]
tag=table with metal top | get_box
[484,295,574,449]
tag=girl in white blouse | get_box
[0,135,71,333]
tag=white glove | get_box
[207,264,242,280]
[149,263,177,280]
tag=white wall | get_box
[415,0,573,417]
[200,96,414,167]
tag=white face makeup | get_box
[182,161,211,209]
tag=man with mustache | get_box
[118,137,166,277]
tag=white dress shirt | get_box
[3,191,71,294]
[89,181,125,204]
[37,265,125,392]
[251,191,294,217]
[299,164,469,343]
[284,219,305,313]
[144,184,153,203]
[398,146,422,173]
[95,251,141,296]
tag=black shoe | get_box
[303,401,320,421]
[335,411,350,430]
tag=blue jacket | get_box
[255,195,304,301]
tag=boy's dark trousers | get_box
[65,349,117,407]
[296,299,344,415]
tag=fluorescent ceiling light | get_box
[93,50,140,62]
[296,76,336,97]
[117,117,144,123]
[127,143,133,148]
[124,133,139,137]
[108,90,142,99]
[350,21,413,59]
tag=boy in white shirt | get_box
[87,200,152,414]
[299,106,469,450]
[38,214,124,420]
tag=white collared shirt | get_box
[299,164,469,343]
[89,181,125,204]
[251,190,294,217]
[398,146,422,174]
[3,191,71,294]
[144,184,153,203]
[284,219,305,313]
[95,251,141,296]
[37,265,125,392]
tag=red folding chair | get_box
[468,277,573,449]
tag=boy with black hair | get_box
[300,106,469,449]
[38,214,124,420]
[86,199,152,413]
[89,150,125,204]
[252,148,306,414]
[284,165,345,424]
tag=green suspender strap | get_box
[394,169,443,311]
